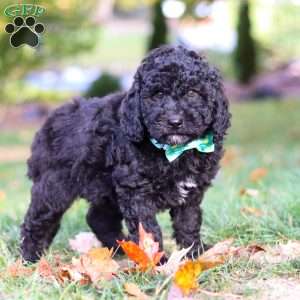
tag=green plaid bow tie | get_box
[150,132,215,162]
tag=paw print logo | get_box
[5,16,45,48]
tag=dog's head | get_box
[121,45,230,145]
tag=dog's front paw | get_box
[186,242,212,259]
[20,236,43,263]
[21,248,41,264]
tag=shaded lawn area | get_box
[0,100,300,299]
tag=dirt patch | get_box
[246,278,300,300]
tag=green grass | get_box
[0,100,300,299]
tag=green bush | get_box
[85,72,121,98]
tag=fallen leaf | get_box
[139,223,160,260]
[197,255,225,270]
[58,247,119,284]
[38,257,55,279]
[174,260,202,295]
[69,232,102,254]
[200,239,234,261]
[221,146,240,167]
[170,239,263,296]
[88,247,113,262]
[118,223,164,271]
[118,240,151,270]
[197,239,235,270]
[124,282,149,300]
[249,167,268,182]
[77,248,119,283]
[233,244,265,258]
[240,188,259,197]
[156,245,193,275]
[241,206,263,217]
[7,259,33,278]
[250,241,300,265]
[167,283,194,300]
[58,263,90,285]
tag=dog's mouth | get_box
[164,134,191,145]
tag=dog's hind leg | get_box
[86,201,125,249]
[20,169,77,262]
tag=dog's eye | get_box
[187,90,198,98]
[155,92,164,98]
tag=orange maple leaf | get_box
[117,223,164,271]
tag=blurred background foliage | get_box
[233,1,257,84]
[0,0,99,101]
[85,72,121,98]
[0,0,299,103]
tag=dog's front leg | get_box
[170,196,206,257]
[124,212,163,248]
[116,187,163,249]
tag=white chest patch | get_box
[177,177,197,205]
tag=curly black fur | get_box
[20,45,231,262]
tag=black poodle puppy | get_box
[20,45,230,262]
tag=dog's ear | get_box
[210,74,231,141]
[121,75,144,142]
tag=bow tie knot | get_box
[150,132,215,162]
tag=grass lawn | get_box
[0,100,300,299]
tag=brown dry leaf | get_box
[124,282,150,300]
[197,255,225,270]
[233,244,265,258]
[57,247,119,285]
[241,206,263,217]
[87,247,113,262]
[77,248,119,283]
[240,188,259,197]
[58,263,90,285]
[196,239,238,271]
[7,259,33,278]
[200,239,234,262]
[156,245,193,275]
[38,257,55,279]
[69,232,102,254]
[250,241,300,265]
[249,167,268,182]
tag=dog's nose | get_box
[168,117,183,128]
